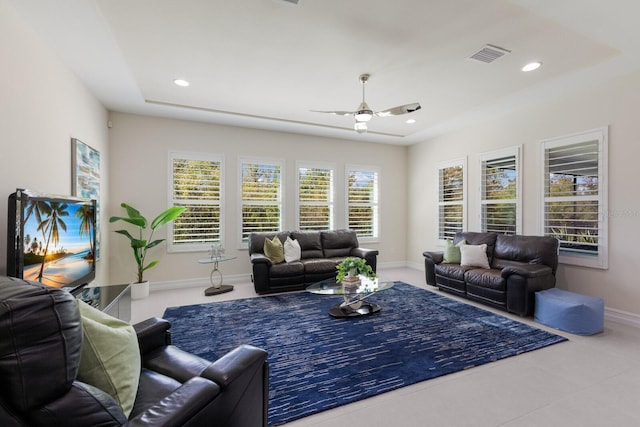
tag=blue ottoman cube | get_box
[535,288,604,335]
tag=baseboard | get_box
[605,307,640,328]
[149,273,253,293]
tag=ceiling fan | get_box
[312,73,421,133]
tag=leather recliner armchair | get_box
[0,276,269,426]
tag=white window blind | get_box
[297,164,334,231]
[169,152,222,252]
[438,158,466,241]
[240,159,282,241]
[481,147,520,235]
[542,128,608,269]
[346,166,379,239]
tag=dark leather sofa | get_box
[423,232,559,316]
[0,276,269,426]
[248,229,379,294]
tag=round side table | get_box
[197,256,237,296]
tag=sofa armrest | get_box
[250,253,272,265]
[423,251,443,264]
[201,345,268,389]
[351,247,378,259]
[128,377,220,427]
[351,247,379,271]
[501,264,552,279]
[135,317,172,354]
[423,251,443,287]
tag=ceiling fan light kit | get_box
[312,73,421,133]
[354,120,368,134]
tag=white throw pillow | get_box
[460,244,490,269]
[284,236,301,263]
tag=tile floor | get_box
[132,268,640,427]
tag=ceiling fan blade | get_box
[310,110,355,116]
[375,103,421,117]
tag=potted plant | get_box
[110,203,186,298]
[336,257,376,283]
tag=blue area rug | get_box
[163,282,567,426]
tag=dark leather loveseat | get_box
[248,229,378,294]
[0,276,269,426]
[423,232,559,316]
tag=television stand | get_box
[76,284,131,322]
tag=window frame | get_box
[540,127,608,269]
[296,161,335,231]
[345,164,380,242]
[238,157,284,246]
[479,146,522,235]
[438,157,467,243]
[167,151,224,253]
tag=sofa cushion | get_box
[284,236,301,263]
[464,268,505,291]
[302,258,337,274]
[494,234,559,273]
[269,261,304,278]
[443,239,466,263]
[435,263,472,281]
[321,229,359,258]
[76,300,140,417]
[264,236,285,263]
[460,244,490,269]
[291,231,324,259]
[0,278,83,412]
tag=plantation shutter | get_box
[241,161,282,240]
[298,166,333,231]
[481,154,518,234]
[347,168,378,238]
[438,162,465,240]
[170,154,222,250]
[544,139,600,256]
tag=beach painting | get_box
[22,199,95,288]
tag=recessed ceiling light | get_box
[522,62,542,72]
[174,79,190,87]
[406,119,416,124]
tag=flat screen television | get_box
[7,189,97,294]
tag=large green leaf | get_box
[109,215,146,228]
[151,206,186,230]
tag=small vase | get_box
[131,281,149,299]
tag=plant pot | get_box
[131,281,149,300]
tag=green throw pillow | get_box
[76,299,140,417]
[264,235,285,263]
[443,239,466,264]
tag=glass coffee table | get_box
[307,276,394,318]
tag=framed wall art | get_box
[72,138,101,259]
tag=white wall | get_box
[0,0,110,283]
[107,112,408,286]
[408,69,640,319]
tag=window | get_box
[541,127,608,269]
[438,158,466,241]
[169,152,223,252]
[346,165,379,239]
[240,158,283,242]
[480,147,521,235]
[297,162,334,231]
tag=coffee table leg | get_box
[329,302,381,318]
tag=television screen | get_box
[7,189,96,293]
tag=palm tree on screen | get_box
[36,202,69,282]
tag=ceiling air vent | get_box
[468,44,511,63]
